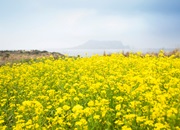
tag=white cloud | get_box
[0,8,149,49]
[1,5,179,50]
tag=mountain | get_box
[73,40,129,49]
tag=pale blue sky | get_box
[0,0,180,50]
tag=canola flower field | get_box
[0,51,180,130]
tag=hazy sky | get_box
[0,0,180,50]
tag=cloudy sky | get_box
[0,0,180,50]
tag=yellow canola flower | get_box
[93,115,100,120]
[74,96,79,101]
[122,125,132,130]
[115,104,121,111]
[167,108,178,118]
[114,120,124,126]
[0,119,4,125]
[0,51,180,129]
[87,100,94,107]
[154,123,167,130]
[62,105,70,111]
[72,104,83,112]
[75,118,87,126]
[83,107,94,116]
[25,119,32,126]
[0,126,7,130]
[18,100,43,115]
[55,107,63,115]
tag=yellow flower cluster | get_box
[0,51,180,129]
